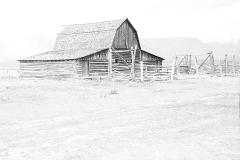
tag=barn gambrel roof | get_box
[21,19,127,61]
[53,19,126,51]
[20,18,164,61]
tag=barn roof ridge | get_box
[61,18,127,27]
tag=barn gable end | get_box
[112,19,141,50]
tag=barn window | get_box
[115,59,118,63]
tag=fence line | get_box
[2,54,240,81]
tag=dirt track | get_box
[0,77,239,159]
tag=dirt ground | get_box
[0,77,239,160]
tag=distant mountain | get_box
[0,35,54,60]
[0,35,54,68]
[140,37,240,61]
[1,36,239,67]
[0,60,19,68]
[0,54,11,62]
[16,36,54,59]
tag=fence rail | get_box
[0,68,20,78]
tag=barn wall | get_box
[75,59,109,77]
[112,20,140,49]
[78,49,109,77]
[19,49,163,79]
[20,60,78,79]
[141,51,164,74]
[142,51,163,61]
[89,60,108,76]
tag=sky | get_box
[0,0,239,59]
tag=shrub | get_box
[109,88,118,95]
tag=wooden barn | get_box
[19,18,164,80]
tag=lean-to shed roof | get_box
[20,48,107,61]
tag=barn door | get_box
[82,60,89,77]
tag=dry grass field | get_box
[0,77,239,159]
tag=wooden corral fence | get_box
[141,64,174,81]
[112,65,175,82]
[175,52,215,77]
[83,52,240,81]
[217,54,240,76]
[194,52,215,77]
[110,45,176,82]
[174,52,240,78]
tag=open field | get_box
[0,77,239,159]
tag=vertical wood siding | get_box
[112,21,140,49]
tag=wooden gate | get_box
[217,54,240,76]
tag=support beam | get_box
[175,53,179,75]
[140,61,143,82]
[232,54,236,76]
[108,45,112,77]
[189,54,191,73]
[225,54,228,75]
[210,53,215,76]
[198,54,211,69]
[156,60,160,73]
[131,45,137,80]
[185,54,188,66]
[194,56,199,78]
[171,56,176,81]
[219,59,223,77]
[131,47,134,79]
[178,54,187,66]
[140,49,144,82]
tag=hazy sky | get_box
[0,0,239,59]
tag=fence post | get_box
[140,50,144,82]
[232,54,236,76]
[210,53,215,76]
[225,54,228,75]
[189,54,191,73]
[171,56,176,81]
[194,56,199,78]
[175,54,179,75]
[131,46,135,80]
[140,61,143,82]
[108,45,113,78]
[219,59,223,77]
